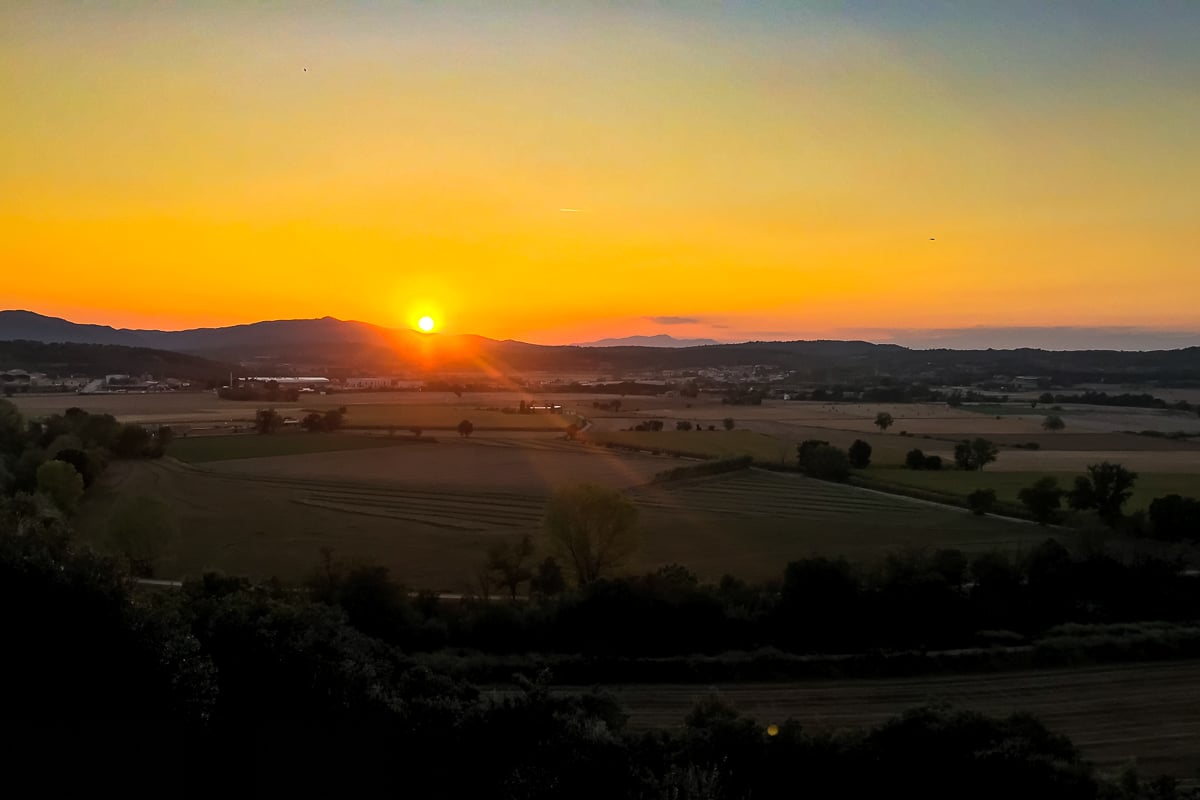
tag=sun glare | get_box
[417,315,436,332]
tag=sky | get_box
[2,1,1198,348]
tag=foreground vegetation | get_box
[2,513,1197,795]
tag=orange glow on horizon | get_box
[2,4,1197,345]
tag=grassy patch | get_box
[168,433,423,463]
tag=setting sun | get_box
[417,316,436,333]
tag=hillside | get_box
[0,340,236,382]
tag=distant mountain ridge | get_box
[3,310,1199,384]
[572,334,722,348]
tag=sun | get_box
[417,315,436,332]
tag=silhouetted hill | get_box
[3,310,1199,384]
[572,334,722,348]
[0,340,235,382]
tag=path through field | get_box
[560,660,1200,777]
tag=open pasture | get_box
[592,660,1200,776]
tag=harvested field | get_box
[77,444,1051,587]
[169,432,426,462]
[579,660,1200,776]
[204,435,669,490]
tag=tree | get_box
[923,455,943,470]
[798,444,851,481]
[1042,415,1066,432]
[543,484,639,586]
[954,438,998,471]
[112,423,152,457]
[1147,494,1200,541]
[848,439,872,469]
[905,448,927,470]
[457,419,474,437]
[675,420,693,431]
[967,488,997,516]
[1068,462,1137,525]
[530,556,567,597]
[565,423,581,440]
[300,412,325,432]
[53,448,98,488]
[487,534,535,600]
[722,417,734,431]
[1019,477,1063,525]
[107,495,176,577]
[36,460,83,513]
[874,412,894,432]
[322,407,347,431]
[255,408,282,435]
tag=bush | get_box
[36,460,83,513]
[798,445,851,482]
[905,449,927,470]
[967,489,997,516]
[924,455,943,470]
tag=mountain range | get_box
[571,334,722,348]
[2,310,1199,385]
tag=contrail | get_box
[558,208,584,213]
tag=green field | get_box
[863,467,1199,512]
[168,433,422,462]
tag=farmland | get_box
[587,660,1200,777]
[77,443,1058,588]
[169,432,426,462]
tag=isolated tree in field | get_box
[722,417,735,431]
[107,495,177,577]
[676,420,693,431]
[487,534,535,600]
[1068,462,1138,525]
[848,439,872,469]
[1042,415,1065,432]
[923,454,943,470]
[543,484,639,586]
[1019,477,1064,525]
[874,412,894,432]
[457,419,474,437]
[36,460,83,513]
[966,488,997,516]
[255,408,282,435]
[905,448,927,470]
[323,407,347,431]
[954,438,998,471]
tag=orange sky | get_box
[2,3,1198,344]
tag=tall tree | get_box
[457,419,474,437]
[487,534,536,599]
[874,412,894,432]
[543,484,639,586]
[1068,462,1137,525]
